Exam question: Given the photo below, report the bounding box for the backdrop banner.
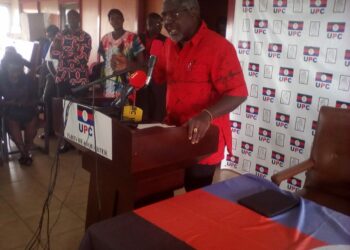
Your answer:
[223,0,350,191]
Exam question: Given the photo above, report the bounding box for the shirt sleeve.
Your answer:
[131,34,145,57]
[211,41,248,97]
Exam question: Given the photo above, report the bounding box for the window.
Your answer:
[0,5,10,39]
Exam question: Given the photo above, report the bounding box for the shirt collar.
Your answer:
[189,21,207,47]
[170,21,207,48]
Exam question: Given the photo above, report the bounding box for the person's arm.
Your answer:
[98,41,106,61]
[130,34,146,69]
[185,42,248,144]
[186,95,246,144]
[50,32,63,60]
[110,35,146,72]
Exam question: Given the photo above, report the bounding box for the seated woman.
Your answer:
[0,52,38,165]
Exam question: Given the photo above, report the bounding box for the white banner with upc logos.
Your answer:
[223,0,350,191]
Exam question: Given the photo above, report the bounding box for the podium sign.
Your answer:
[63,99,113,160]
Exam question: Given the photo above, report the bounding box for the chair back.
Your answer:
[305,106,350,200]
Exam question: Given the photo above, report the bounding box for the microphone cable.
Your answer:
[25,100,75,250]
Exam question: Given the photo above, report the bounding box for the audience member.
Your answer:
[0,52,38,166]
[139,13,167,122]
[51,10,91,97]
[98,9,145,98]
[38,25,59,139]
[50,10,91,153]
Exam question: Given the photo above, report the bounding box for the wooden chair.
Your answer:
[272,106,350,216]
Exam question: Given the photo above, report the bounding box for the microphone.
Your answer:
[71,67,136,94]
[111,70,147,107]
[129,70,147,89]
[145,55,157,86]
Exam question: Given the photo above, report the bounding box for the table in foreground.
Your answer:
[80,174,350,250]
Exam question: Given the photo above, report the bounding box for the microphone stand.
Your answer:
[71,67,137,95]
[116,73,129,120]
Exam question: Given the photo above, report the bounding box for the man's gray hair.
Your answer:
[164,0,200,10]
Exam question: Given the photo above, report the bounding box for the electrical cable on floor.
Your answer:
[25,101,74,250]
[25,85,105,249]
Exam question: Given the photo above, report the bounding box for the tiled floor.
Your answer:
[0,133,240,249]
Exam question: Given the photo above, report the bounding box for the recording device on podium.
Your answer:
[119,70,147,122]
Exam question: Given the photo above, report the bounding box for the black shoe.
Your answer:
[19,155,33,166]
[39,132,55,140]
[39,133,45,139]
[58,143,73,154]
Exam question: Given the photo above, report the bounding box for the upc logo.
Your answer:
[279,67,294,83]
[226,154,239,168]
[271,151,285,167]
[315,72,332,89]
[268,43,282,58]
[296,93,312,110]
[262,87,276,103]
[304,46,320,63]
[336,101,350,109]
[276,112,290,129]
[290,137,305,154]
[77,105,94,136]
[287,177,302,191]
[255,164,269,178]
[345,50,350,67]
[238,41,251,55]
[327,22,345,39]
[288,21,303,36]
[230,120,242,134]
[241,141,254,156]
[246,105,259,120]
[254,19,268,34]
[248,63,259,77]
[258,128,271,143]
[242,0,254,12]
[310,0,327,14]
[273,0,287,13]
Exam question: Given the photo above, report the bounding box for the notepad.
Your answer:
[238,189,300,217]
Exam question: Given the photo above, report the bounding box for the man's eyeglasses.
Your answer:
[161,9,188,22]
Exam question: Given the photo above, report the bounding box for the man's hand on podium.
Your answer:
[185,111,212,145]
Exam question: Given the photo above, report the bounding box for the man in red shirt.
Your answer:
[139,13,167,122]
[113,0,247,191]
[156,0,247,191]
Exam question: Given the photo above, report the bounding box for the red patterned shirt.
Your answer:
[153,22,248,165]
[51,29,91,86]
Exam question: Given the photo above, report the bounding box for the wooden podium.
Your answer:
[52,98,219,228]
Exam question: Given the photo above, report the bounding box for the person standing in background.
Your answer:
[38,25,59,139]
[139,13,167,122]
[98,9,145,98]
[50,10,91,153]
[51,10,91,98]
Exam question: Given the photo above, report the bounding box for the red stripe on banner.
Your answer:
[135,190,326,250]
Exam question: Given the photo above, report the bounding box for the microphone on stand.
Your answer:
[145,55,157,86]
[71,67,137,95]
[111,70,147,108]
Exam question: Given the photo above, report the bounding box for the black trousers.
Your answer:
[184,163,220,192]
